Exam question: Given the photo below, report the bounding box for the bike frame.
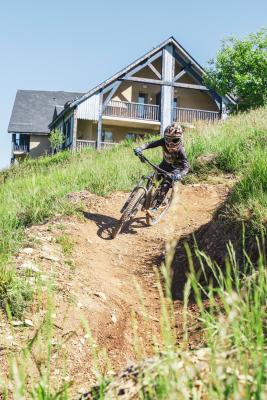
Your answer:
[120,154,174,214]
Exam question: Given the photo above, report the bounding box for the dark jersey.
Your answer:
[140,138,189,177]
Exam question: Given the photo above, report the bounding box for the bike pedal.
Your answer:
[146,210,154,217]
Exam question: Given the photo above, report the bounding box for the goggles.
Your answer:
[165,136,181,144]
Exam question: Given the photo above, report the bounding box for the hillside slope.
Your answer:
[0,183,230,396]
[0,107,266,399]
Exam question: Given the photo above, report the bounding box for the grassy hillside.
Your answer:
[185,107,267,223]
[0,107,266,317]
[0,107,266,398]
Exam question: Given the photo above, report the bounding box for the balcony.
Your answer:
[103,101,219,125]
[13,144,29,155]
[76,140,118,150]
[103,100,160,122]
[173,107,219,124]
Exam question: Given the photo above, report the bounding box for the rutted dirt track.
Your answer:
[1,182,231,394]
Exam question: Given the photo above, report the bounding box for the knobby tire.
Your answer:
[112,188,145,238]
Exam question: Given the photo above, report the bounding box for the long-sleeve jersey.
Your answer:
[139,138,189,177]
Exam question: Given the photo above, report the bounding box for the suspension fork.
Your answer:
[120,176,148,213]
[143,177,155,210]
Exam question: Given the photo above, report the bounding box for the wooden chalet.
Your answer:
[8,36,235,161]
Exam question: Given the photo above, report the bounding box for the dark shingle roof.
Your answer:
[8,90,84,134]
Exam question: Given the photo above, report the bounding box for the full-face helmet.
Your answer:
[164,123,183,152]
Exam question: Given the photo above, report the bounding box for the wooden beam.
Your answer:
[161,45,175,135]
[72,109,78,150]
[173,82,209,91]
[121,76,209,91]
[173,50,204,83]
[97,90,103,150]
[121,76,164,85]
[173,68,187,82]
[123,51,162,79]
[209,89,222,106]
[102,81,121,110]
[173,49,222,106]
[148,62,161,79]
[102,80,119,95]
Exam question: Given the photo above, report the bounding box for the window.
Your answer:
[63,116,73,148]
[138,93,147,104]
[138,93,147,118]
[12,133,30,150]
[173,97,180,108]
[125,133,144,141]
[102,130,113,143]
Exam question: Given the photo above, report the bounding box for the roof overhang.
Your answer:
[50,36,236,127]
[8,130,49,135]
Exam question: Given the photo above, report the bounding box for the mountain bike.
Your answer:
[112,154,176,238]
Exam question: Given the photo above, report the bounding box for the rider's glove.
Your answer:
[134,147,142,156]
[173,173,181,182]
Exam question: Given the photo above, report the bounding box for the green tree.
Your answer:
[49,129,64,155]
[204,29,267,111]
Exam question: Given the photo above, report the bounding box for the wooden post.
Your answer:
[219,98,223,119]
[97,90,103,150]
[72,108,78,150]
[160,44,175,135]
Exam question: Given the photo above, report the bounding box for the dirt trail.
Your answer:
[0,182,230,394]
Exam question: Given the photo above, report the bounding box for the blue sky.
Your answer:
[0,0,266,170]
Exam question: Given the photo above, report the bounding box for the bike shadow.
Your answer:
[82,211,147,240]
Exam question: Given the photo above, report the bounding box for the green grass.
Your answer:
[230,147,267,222]
[0,107,266,317]
[81,236,266,400]
[0,142,160,316]
[185,107,267,222]
[4,235,266,399]
[55,234,74,257]
[185,107,267,175]
[149,236,267,399]
[0,266,33,318]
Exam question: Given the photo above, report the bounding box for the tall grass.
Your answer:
[231,147,267,222]
[128,234,267,400]
[0,143,160,315]
[185,107,267,223]
[185,107,267,175]
[0,107,266,316]
[3,234,266,399]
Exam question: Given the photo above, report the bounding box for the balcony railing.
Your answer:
[173,107,219,123]
[76,140,96,150]
[99,141,118,149]
[13,144,29,154]
[103,100,160,121]
[76,140,118,150]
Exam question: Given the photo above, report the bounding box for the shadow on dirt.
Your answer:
[148,192,266,302]
[171,210,265,300]
[82,211,147,240]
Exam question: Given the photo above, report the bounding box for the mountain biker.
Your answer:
[134,123,189,208]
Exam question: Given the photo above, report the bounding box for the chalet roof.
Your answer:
[70,36,236,109]
[8,90,84,134]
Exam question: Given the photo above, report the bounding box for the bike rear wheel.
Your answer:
[112,187,146,238]
[146,185,174,226]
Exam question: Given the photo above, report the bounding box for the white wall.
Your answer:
[77,93,100,120]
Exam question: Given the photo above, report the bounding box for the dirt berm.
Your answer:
[1,182,234,395]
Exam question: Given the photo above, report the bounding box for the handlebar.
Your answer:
[137,153,173,178]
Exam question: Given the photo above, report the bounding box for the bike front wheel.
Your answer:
[112,187,146,238]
